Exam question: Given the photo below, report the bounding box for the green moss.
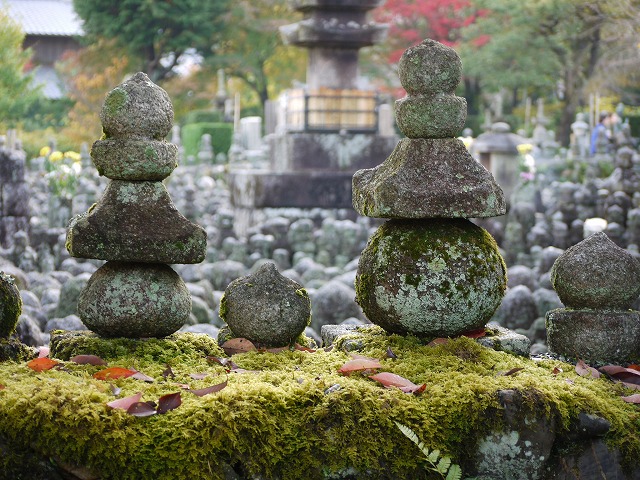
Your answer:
[103,88,128,118]
[0,272,22,338]
[218,293,228,321]
[144,146,158,161]
[1,332,639,479]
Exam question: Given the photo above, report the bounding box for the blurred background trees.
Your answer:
[3,0,640,152]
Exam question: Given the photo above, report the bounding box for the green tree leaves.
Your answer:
[73,0,231,82]
[0,7,42,128]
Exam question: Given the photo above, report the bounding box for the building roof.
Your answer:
[5,0,83,36]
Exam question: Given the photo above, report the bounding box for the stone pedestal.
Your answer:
[546,232,640,363]
[546,309,640,364]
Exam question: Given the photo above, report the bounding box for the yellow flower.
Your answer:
[49,151,64,162]
[39,146,51,157]
[64,151,81,162]
[516,143,533,155]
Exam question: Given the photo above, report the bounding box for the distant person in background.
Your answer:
[590,112,612,155]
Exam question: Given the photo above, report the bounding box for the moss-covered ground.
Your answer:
[0,329,638,480]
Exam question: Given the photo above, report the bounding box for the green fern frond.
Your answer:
[394,421,462,480]
[445,464,462,480]
[394,421,431,458]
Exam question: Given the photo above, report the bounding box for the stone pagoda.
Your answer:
[228,0,396,234]
[353,40,507,337]
[66,73,207,338]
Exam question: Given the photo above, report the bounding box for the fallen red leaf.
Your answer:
[500,367,524,376]
[222,338,257,356]
[27,357,60,372]
[369,372,426,394]
[627,364,640,372]
[127,401,157,417]
[622,382,640,390]
[0,384,5,390]
[337,358,383,375]
[599,365,640,386]
[37,346,50,358]
[70,355,107,366]
[93,367,136,380]
[107,392,142,410]
[427,338,449,347]
[621,393,640,403]
[294,344,316,353]
[575,360,601,378]
[157,392,182,414]
[461,328,487,339]
[552,366,563,375]
[190,380,228,397]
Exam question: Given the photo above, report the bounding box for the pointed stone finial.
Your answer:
[100,72,173,140]
[220,262,311,347]
[551,232,640,310]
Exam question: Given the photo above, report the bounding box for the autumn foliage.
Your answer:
[373,0,484,63]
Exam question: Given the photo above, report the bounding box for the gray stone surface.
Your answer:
[491,285,538,331]
[309,280,364,332]
[78,262,191,338]
[66,180,206,264]
[45,314,86,333]
[470,389,555,480]
[477,323,531,357]
[551,232,640,309]
[91,138,178,181]
[353,138,506,219]
[100,72,173,140]
[506,265,538,291]
[395,93,466,139]
[220,262,311,347]
[54,272,91,319]
[15,314,44,346]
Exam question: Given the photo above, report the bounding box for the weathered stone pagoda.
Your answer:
[353,40,507,337]
[228,0,396,234]
[66,73,207,338]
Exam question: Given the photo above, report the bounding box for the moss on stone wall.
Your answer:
[0,331,639,479]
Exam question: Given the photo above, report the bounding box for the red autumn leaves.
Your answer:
[575,360,640,404]
[337,353,427,394]
[23,349,230,417]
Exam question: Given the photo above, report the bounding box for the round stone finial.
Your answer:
[0,271,22,338]
[100,72,174,140]
[397,39,462,95]
[220,262,311,347]
[551,232,640,310]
